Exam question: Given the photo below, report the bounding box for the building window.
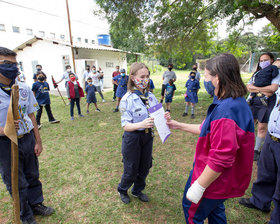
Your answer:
[0,24,5,31]
[106,62,114,68]
[39,31,45,37]
[77,37,81,43]
[50,33,55,39]
[12,26,20,33]
[60,34,65,40]
[26,28,33,35]
[85,39,88,43]
[91,40,95,44]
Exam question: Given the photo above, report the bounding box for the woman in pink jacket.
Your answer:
[165,53,255,224]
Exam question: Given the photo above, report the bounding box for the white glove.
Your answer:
[186,180,206,204]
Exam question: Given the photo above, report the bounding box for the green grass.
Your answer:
[0,70,271,223]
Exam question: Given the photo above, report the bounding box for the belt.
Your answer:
[270,135,280,143]
[120,85,127,87]
[257,93,265,97]
[135,128,151,133]
[188,90,196,92]
[0,133,29,140]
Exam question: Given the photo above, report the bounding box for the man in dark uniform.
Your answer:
[0,47,54,224]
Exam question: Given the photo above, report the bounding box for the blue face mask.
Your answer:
[121,73,125,77]
[0,63,19,80]
[88,81,92,85]
[92,70,96,73]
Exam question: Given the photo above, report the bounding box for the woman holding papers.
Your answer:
[117,62,158,204]
[165,53,255,224]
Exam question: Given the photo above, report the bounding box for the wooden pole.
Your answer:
[65,0,76,73]
[11,85,20,224]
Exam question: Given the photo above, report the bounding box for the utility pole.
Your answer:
[65,0,76,73]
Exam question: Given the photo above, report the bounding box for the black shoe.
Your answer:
[182,112,188,117]
[166,109,170,112]
[119,193,130,204]
[191,114,195,119]
[253,151,260,161]
[132,192,149,202]
[239,198,270,213]
[113,108,119,113]
[31,203,54,216]
[22,217,37,224]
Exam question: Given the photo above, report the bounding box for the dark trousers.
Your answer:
[118,131,153,195]
[182,169,227,224]
[0,131,44,221]
[250,133,280,224]
[113,84,118,99]
[36,104,55,125]
[70,98,81,117]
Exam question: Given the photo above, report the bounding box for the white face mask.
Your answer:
[67,69,71,72]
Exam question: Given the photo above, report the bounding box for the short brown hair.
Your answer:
[205,53,247,99]
[127,62,150,92]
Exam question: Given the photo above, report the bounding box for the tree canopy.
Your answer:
[95,0,280,66]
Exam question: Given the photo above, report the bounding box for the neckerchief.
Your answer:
[0,79,15,96]
[134,88,154,137]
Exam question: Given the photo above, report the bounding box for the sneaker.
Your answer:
[79,114,85,117]
[260,96,268,106]
[22,217,37,224]
[95,108,101,112]
[31,203,55,216]
[166,109,170,112]
[112,99,116,102]
[253,151,260,161]
[239,198,270,213]
[113,108,119,113]
[182,112,188,117]
[132,192,149,202]
[37,124,42,129]
[49,120,60,124]
[70,116,74,120]
[102,99,105,102]
[191,114,195,119]
[119,193,130,204]
[86,110,89,114]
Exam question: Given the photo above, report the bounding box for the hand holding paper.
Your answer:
[148,103,171,143]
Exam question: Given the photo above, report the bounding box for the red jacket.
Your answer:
[68,81,84,99]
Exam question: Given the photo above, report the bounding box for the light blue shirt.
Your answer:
[268,87,280,138]
[0,81,39,136]
[120,91,159,130]
[61,72,78,82]
[83,70,91,81]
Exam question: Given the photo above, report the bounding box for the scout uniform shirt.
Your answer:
[120,91,158,131]
[0,81,39,136]
[268,87,280,139]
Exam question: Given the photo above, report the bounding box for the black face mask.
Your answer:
[37,68,42,72]
[38,76,45,81]
[168,67,172,71]
[191,76,196,79]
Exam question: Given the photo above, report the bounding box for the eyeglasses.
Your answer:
[0,60,18,65]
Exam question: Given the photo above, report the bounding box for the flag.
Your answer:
[4,91,18,145]
[52,75,58,89]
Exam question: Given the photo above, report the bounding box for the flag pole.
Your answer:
[65,0,76,73]
[51,75,66,106]
[11,85,20,224]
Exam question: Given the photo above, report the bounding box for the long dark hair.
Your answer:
[255,52,275,73]
[205,53,247,99]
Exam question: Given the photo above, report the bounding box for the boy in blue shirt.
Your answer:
[85,77,100,113]
[164,79,176,112]
[32,72,59,128]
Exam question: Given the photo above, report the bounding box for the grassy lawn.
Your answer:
[0,69,271,223]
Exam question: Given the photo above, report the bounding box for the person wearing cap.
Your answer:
[112,68,129,112]
[239,85,280,223]
[0,47,54,224]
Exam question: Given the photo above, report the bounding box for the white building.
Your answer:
[0,0,133,89]
[14,37,128,90]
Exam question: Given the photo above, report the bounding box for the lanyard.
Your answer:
[134,89,154,137]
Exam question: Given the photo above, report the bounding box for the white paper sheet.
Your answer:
[148,103,171,143]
